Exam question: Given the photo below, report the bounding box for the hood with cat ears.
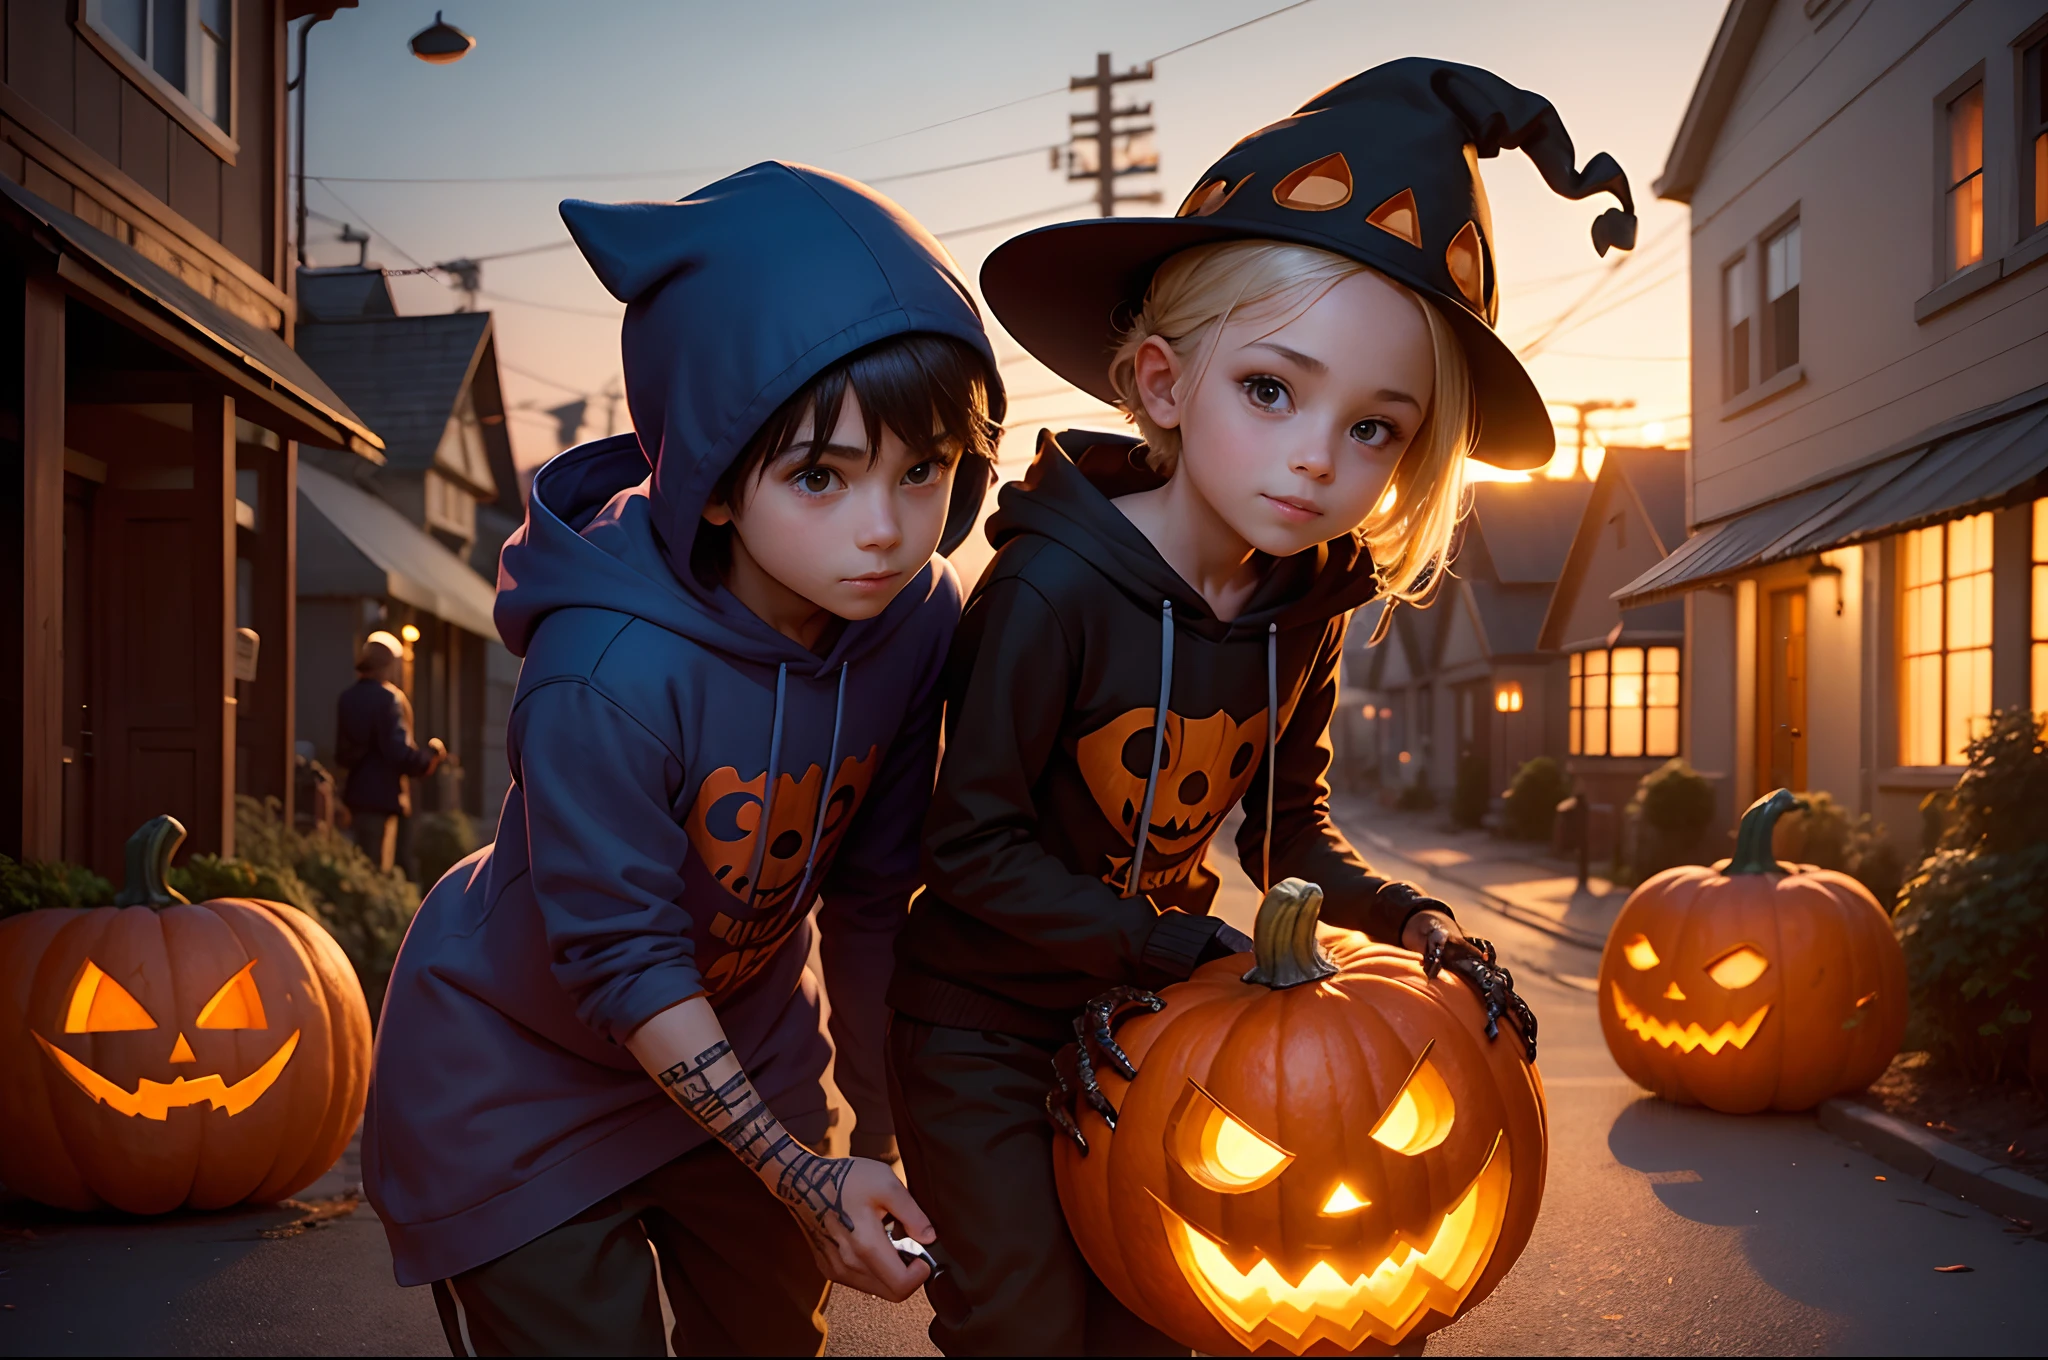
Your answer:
[560,162,1005,566]
[982,58,1635,471]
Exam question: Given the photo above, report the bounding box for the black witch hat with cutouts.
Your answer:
[982,58,1636,470]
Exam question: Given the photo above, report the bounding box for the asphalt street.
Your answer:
[3,810,2044,1356]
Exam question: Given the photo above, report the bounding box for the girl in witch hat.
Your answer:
[887,59,1634,1353]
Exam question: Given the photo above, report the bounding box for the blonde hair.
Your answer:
[1105,240,1476,605]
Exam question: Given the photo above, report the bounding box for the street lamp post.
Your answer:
[291,8,475,269]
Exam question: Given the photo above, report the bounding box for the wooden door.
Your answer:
[1765,587,1808,792]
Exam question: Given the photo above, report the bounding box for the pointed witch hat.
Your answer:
[982,58,1635,471]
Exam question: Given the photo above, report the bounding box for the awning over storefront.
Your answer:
[0,175,383,458]
[1617,383,2048,607]
[298,463,500,639]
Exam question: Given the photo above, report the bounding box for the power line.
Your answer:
[478,289,621,318]
[867,144,1058,185]
[834,0,1324,153]
[307,142,1059,191]
[498,361,596,396]
[306,186,427,270]
[1512,217,1686,360]
[934,198,1096,240]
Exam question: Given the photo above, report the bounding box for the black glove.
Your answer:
[1044,985,1163,1156]
[1412,914,1539,1062]
[1196,921,1254,965]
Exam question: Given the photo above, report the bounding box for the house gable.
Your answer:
[1438,584,1490,671]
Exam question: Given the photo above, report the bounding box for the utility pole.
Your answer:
[1549,398,1635,477]
[1068,53,1162,218]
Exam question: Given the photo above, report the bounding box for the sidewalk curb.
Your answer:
[1354,828,1609,951]
[1817,1097,2048,1225]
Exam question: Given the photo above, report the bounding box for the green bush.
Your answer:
[1450,751,1489,829]
[0,856,113,918]
[411,809,480,891]
[1777,790,1907,908]
[1895,709,2048,1085]
[1627,758,1717,881]
[1503,757,1571,842]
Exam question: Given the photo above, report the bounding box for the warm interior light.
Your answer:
[1705,945,1770,990]
[1663,981,1687,1001]
[400,624,422,644]
[1493,682,1523,713]
[64,961,157,1033]
[1158,1132,1511,1349]
[195,961,268,1030]
[1170,1081,1295,1191]
[1621,935,1660,971]
[1370,1049,1455,1156]
[1321,1182,1371,1215]
[1612,982,1769,1054]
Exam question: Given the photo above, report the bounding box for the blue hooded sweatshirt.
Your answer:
[362,163,1003,1287]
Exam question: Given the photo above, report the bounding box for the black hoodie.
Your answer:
[891,432,1445,1039]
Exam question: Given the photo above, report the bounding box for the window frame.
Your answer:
[2021,24,2048,242]
[1761,215,1801,381]
[77,0,240,165]
[1721,248,1753,401]
[1898,512,1994,768]
[1569,645,1682,761]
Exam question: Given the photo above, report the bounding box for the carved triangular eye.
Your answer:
[1622,935,1660,970]
[1169,1080,1294,1192]
[1365,188,1422,246]
[64,960,158,1033]
[196,961,268,1030]
[1705,945,1769,991]
[1445,221,1485,307]
[1369,1041,1455,1156]
[1273,153,1353,211]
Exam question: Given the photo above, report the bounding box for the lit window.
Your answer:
[1723,257,1751,398]
[1762,221,1799,379]
[2032,502,2048,715]
[1946,82,1984,273]
[2025,40,2047,236]
[87,0,233,133]
[1570,647,1680,759]
[1901,513,1993,766]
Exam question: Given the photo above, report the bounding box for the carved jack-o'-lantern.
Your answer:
[0,817,372,1214]
[1076,708,1267,885]
[1596,789,1907,1114]
[1057,881,1547,1354]
[684,748,878,914]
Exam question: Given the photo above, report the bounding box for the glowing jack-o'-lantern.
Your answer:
[1596,789,1906,1114]
[1056,880,1547,1354]
[0,817,371,1214]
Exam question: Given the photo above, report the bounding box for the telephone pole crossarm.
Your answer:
[1067,52,1160,218]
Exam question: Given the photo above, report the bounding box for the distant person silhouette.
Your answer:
[335,630,443,872]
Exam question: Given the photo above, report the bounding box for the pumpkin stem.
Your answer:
[113,815,191,907]
[1242,878,1338,989]
[1726,789,1807,876]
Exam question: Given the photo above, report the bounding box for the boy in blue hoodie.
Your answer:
[362,163,1003,1356]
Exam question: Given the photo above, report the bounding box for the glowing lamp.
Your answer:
[409,11,475,64]
[400,624,422,644]
[1362,704,1378,720]
[1595,790,1906,1113]
[1493,683,1523,713]
[1055,881,1546,1354]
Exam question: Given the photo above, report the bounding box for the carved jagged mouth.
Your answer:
[34,1031,300,1120]
[1147,809,1223,848]
[1611,983,1769,1054]
[1155,1133,1511,1352]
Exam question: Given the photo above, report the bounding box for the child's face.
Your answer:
[706,392,960,622]
[1135,268,1437,558]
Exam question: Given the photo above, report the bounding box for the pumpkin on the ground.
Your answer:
[1597,788,1906,1114]
[1056,880,1547,1355]
[0,816,371,1213]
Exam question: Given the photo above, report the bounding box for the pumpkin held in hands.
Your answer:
[1597,789,1906,1114]
[0,817,372,1213]
[1055,880,1548,1355]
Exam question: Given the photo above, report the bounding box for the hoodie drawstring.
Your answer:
[788,663,849,914]
[1125,600,1174,898]
[744,663,790,908]
[1263,623,1278,892]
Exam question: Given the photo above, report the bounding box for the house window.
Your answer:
[1723,256,1752,398]
[1900,513,1992,766]
[2025,38,2047,236]
[2032,501,2048,714]
[1762,220,1799,378]
[1945,81,1984,272]
[87,0,233,132]
[1569,647,1680,758]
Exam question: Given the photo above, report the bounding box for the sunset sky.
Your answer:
[303,0,1724,494]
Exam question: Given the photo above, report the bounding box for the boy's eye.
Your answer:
[1243,377,1291,412]
[904,461,935,486]
[796,468,837,494]
[1352,419,1397,447]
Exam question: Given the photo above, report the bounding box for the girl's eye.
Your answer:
[1243,377,1291,412]
[796,468,837,495]
[1352,419,1397,448]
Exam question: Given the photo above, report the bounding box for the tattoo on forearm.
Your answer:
[656,1041,853,1240]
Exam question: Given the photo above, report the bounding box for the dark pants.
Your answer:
[350,810,400,872]
[428,1139,827,1356]
[887,1018,1184,1357]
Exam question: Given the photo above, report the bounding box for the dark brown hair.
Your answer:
[693,333,998,584]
